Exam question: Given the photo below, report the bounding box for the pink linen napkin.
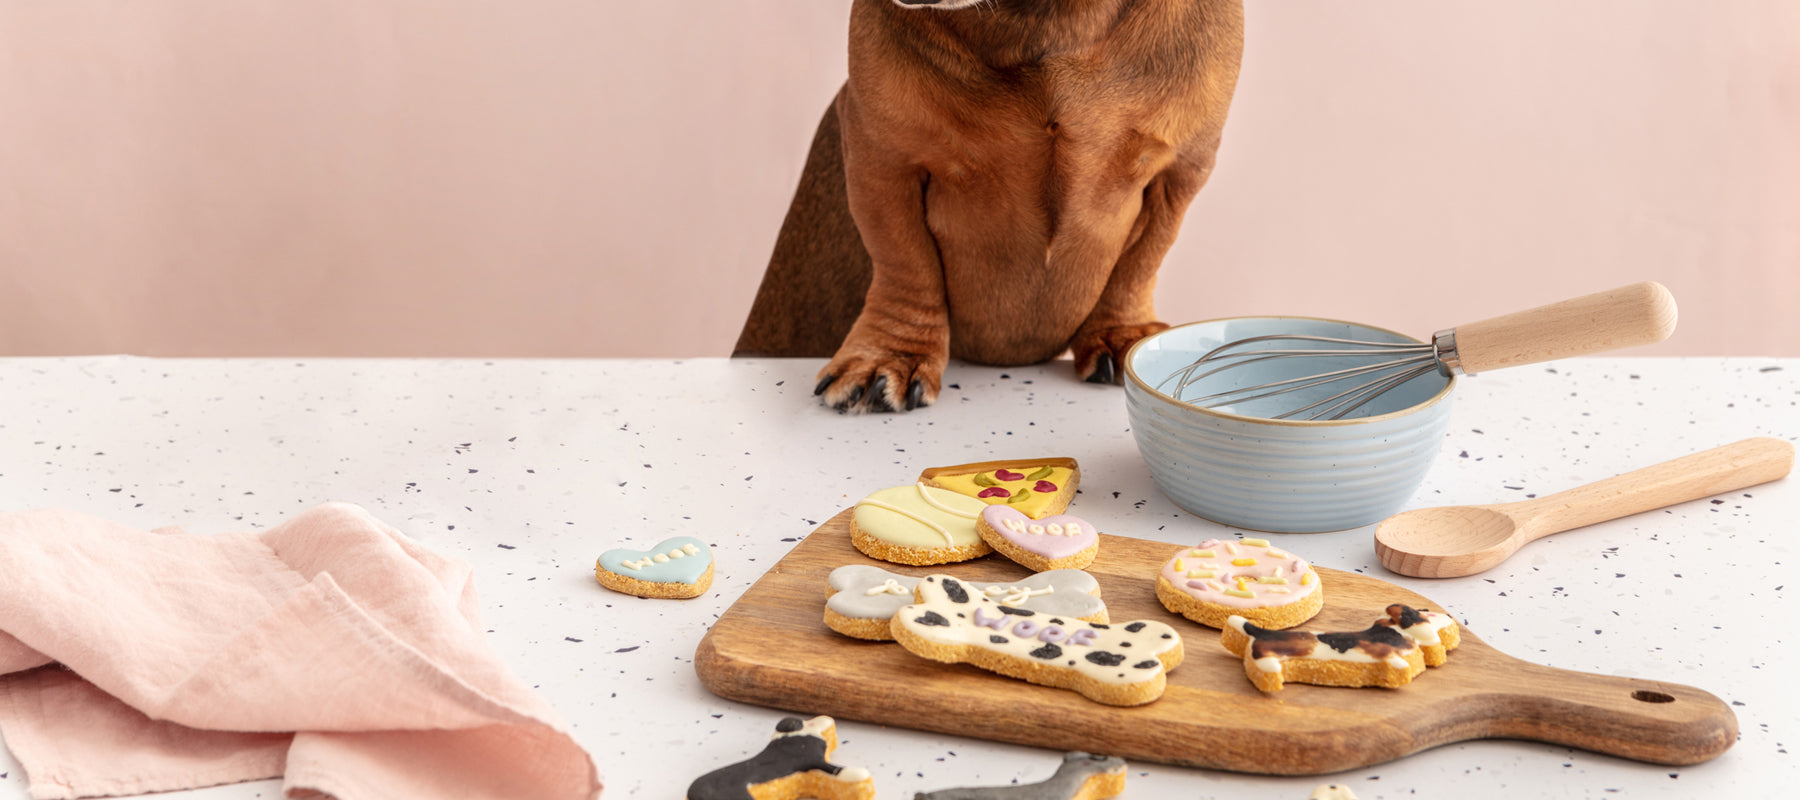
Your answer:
[0,502,602,800]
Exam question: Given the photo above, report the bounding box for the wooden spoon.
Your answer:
[1375,437,1794,578]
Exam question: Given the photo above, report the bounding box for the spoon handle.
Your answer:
[1515,437,1793,540]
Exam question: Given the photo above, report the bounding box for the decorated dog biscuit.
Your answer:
[919,458,1080,520]
[1220,605,1458,692]
[595,536,713,599]
[1374,603,1461,666]
[975,505,1099,572]
[824,565,1107,640]
[1155,538,1322,630]
[915,752,1127,800]
[891,575,1183,707]
[851,483,993,565]
[686,715,874,800]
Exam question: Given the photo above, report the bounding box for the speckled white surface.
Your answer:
[0,356,1794,799]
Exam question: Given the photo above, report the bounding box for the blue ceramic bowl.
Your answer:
[1123,317,1456,533]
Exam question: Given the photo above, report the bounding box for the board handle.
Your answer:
[1470,655,1737,765]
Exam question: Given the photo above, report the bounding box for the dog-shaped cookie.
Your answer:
[686,715,875,800]
[735,0,1244,412]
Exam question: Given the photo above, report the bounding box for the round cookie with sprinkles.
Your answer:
[1154,537,1322,630]
[595,536,714,599]
[850,483,991,566]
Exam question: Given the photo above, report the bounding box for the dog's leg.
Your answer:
[812,96,953,413]
[1068,156,1213,384]
[733,87,873,359]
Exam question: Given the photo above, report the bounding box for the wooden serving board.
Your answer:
[694,509,1736,775]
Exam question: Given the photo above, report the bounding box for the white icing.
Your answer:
[895,575,1178,688]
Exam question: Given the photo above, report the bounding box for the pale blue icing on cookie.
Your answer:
[597,536,712,584]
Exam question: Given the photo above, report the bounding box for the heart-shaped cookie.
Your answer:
[595,536,714,598]
[976,505,1100,572]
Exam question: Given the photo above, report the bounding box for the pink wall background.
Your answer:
[2,1,1795,358]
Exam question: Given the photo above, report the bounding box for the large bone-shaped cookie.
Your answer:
[891,575,1182,707]
[823,565,1105,641]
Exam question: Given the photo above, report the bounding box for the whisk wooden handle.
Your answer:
[1452,281,1677,374]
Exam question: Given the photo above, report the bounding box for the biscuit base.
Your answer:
[1155,574,1321,630]
[1220,626,1426,692]
[595,560,713,599]
[849,523,990,566]
[742,770,876,800]
[974,516,1098,572]
[1415,621,1462,667]
[1072,771,1127,800]
[822,607,898,641]
[889,615,1183,707]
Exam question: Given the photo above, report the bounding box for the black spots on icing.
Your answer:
[1133,660,1159,670]
[776,717,805,733]
[999,606,1036,617]
[916,611,951,627]
[1124,622,1147,633]
[1049,618,1065,626]
[1086,651,1127,667]
[942,579,969,604]
[1089,622,1110,629]
[1030,643,1063,660]
[1161,633,1172,639]
[989,635,1009,644]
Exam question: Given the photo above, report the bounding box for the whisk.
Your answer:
[1160,282,1678,420]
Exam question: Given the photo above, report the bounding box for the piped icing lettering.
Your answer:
[1161,538,1318,610]
[596,536,712,585]
[852,484,985,549]
[892,575,1180,703]
[826,565,1105,624]
[980,505,1099,562]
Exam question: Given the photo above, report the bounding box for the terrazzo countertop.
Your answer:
[0,356,1794,799]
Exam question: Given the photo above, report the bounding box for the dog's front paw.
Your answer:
[1070,321,1170,385]
[814,340,945,413]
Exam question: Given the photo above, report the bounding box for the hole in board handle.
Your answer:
[1631,690,1676,704]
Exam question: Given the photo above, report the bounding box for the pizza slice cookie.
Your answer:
[824,565,1107,640]
[595,536,713,599]
[1155,538,1322,630]
[850,483,992,565]
[891,575,1182,707]
[919,457,1080,520]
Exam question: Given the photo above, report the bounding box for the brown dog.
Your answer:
[734,0,1243,412]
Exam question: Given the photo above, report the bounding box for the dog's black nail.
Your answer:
[905,379,925,411]
[845,384,865,409]
[869,376,894,412]
[1086,352,1117,384]
[814,374,837,396]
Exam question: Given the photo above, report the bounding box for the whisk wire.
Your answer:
[1159,334,1444,421]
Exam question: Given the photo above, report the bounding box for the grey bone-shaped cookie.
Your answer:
[914,752,1126,800]
[827,565,1105,623]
